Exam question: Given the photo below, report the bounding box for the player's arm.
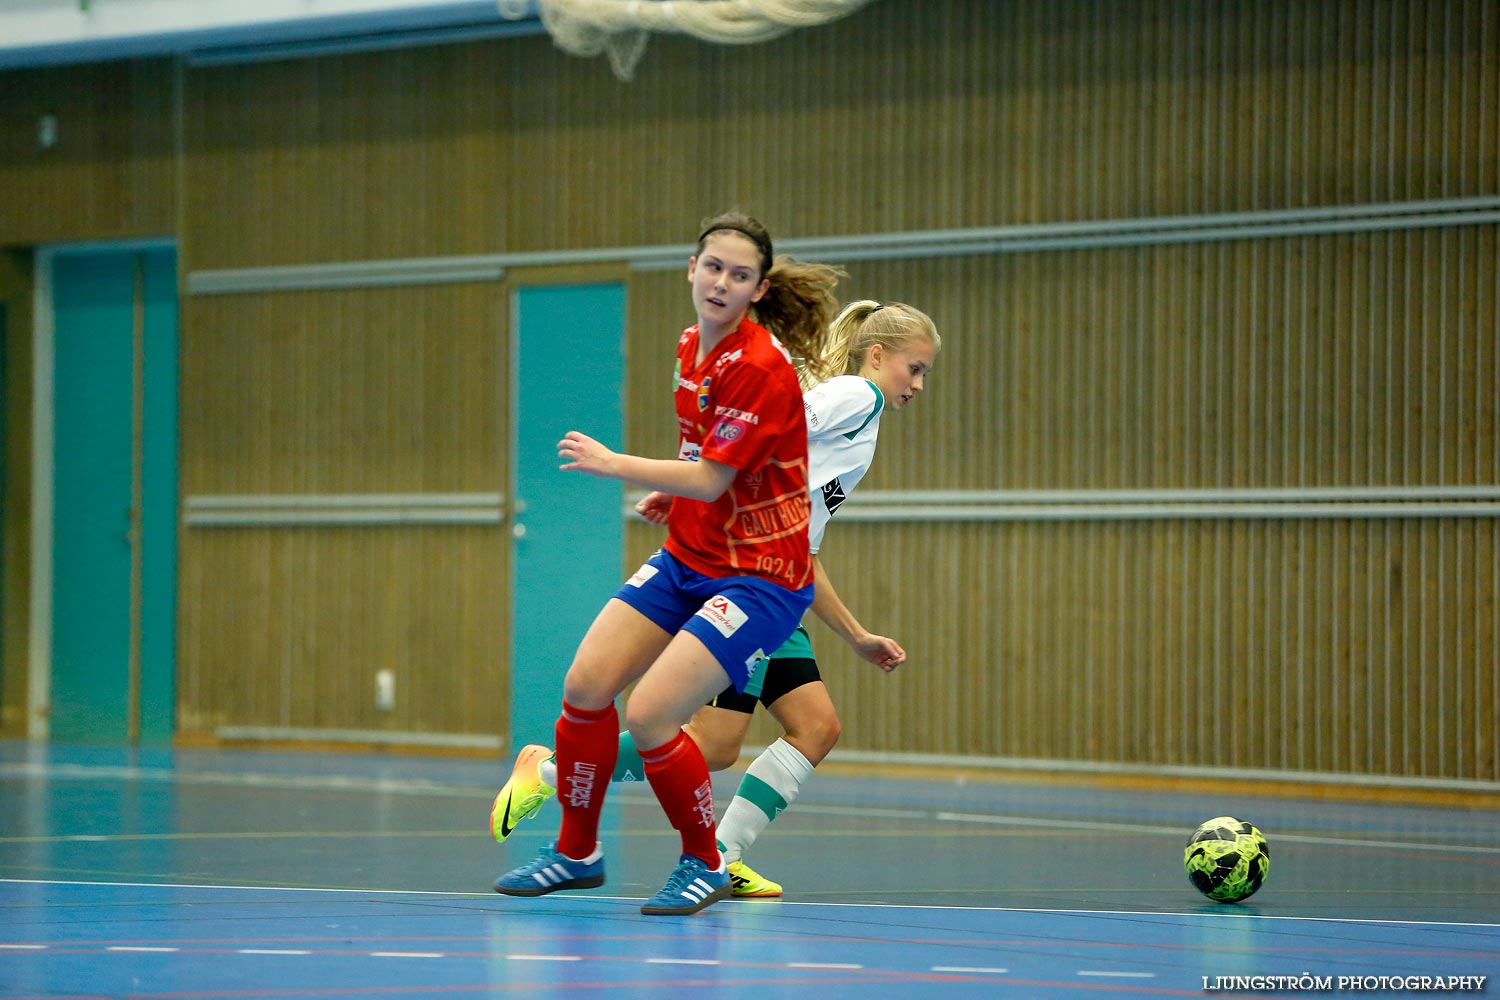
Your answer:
[809,553,906,672]
[558,431,736,502]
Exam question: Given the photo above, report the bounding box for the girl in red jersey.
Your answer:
[493,213,841,915]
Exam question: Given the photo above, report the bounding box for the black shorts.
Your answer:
[706,656,823,714]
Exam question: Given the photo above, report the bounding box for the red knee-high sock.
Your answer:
[641,730,721,868]
[554,700,619,860]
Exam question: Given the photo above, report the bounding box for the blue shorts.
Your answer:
[614,549,814,693]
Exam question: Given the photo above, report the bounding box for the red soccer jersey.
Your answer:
[663,316,812,590]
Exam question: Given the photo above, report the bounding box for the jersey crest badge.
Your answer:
[697,376,712,411]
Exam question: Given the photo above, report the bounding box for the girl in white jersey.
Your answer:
[493,300,941,898]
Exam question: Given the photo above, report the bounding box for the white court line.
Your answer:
[789,962,863,969]
[371,951,443,958]
[2,878,1496,930]
[238,949,310,955]
[1078,970,1156,978]
[0,944,48,950]
[107,946,179,952]
[933,966,1008,974]
[505,954,582,962]
[646,958,722,965]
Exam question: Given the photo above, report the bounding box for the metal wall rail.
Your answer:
[816,747,1500,795]
[185,197,1500,294]
[183,492,505,527]
[623,487,1500,522]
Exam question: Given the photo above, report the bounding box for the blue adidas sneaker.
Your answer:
[640,853,731,915]
[493,842,604,897]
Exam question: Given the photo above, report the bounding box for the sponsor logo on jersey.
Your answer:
[696,595,748,637]
[627,562,660,587]
[697,376,712,411]
[734,490,811,542]
[804,398,821,428]
[677,439,701,462]
[713,418,747,442]
[714,405,760,425]
[822,477,847,517]
[673,358,684,392]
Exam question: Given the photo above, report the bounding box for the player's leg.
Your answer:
[716,647,833,897]
[510,675,756,835]
[717,677,833,864]
[492,598,669,895]
[630,573,811,915]
[492,550,691,846]
[684,702,757,771]
[626,630,742,914]
[764,677,841,766]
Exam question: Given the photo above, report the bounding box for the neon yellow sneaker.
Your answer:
[489,744,556,843]
[727,859,783,898]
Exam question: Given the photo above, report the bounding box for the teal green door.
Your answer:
[509,283,625,752]
[50,247,178,745]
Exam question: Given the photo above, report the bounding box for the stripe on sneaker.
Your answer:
[680,878,714,902]
[534,864,572,887]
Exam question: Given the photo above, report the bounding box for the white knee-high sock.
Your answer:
[716,738,814,865]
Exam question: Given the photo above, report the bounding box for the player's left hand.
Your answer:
[558,430,618,478]
[853,634,906,673]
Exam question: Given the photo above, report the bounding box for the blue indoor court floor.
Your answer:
[1,741,1496,998]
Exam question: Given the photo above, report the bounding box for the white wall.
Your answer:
[0,0,538,68]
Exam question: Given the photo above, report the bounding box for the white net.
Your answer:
[498,0,877,80]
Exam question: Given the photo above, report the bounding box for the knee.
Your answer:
[621,706,671,755]
[561,671,611,712]
[785,712,840,766]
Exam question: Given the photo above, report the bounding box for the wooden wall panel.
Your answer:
[181,45,513,267]
[178,526,505,736]
[0,60,176,246]
[758,518,1499,783]
[174,1,1499,269]
[174,280,506,738]
[785,228,1498,496]
[179,283,504,494]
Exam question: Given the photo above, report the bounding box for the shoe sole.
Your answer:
[640,881,732,916]
[493,873,604,897]
[731,887,782,898]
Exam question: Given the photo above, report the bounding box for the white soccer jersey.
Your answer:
[803,374,885,553]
